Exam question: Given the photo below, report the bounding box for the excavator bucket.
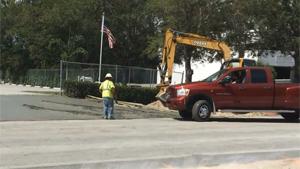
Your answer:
[155,84,169,103]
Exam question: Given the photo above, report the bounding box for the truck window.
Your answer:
[251,69,267,83]
[229,70,246,84]
[243,59,256,67]
[202,69,228,82]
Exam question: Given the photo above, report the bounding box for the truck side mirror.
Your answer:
[219,76,231,85]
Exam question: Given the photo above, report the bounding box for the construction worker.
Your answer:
[99,73,115,119]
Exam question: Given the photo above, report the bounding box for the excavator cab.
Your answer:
[221,58,256,70]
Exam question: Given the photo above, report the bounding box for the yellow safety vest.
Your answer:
[99,80,115,98]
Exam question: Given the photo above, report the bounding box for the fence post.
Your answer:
[44,69,46,87]
[152,70,155,87]
[60,60,63,96]
[66,62,68,80]
[149,69,152,87]
[128,68,131,84]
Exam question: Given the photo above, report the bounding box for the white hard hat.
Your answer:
[105,73,112,78]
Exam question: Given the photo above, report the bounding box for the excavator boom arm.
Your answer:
[159,29,232,85]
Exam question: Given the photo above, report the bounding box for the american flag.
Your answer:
[102,25,116,48]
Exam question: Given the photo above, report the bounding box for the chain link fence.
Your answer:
[2,60,184,89]
[13,60,161,88]
[59,60,159,87]
[25,69,60,87]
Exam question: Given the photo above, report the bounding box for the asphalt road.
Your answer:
[0,84,178,121]
[0,95,102,121]
[1,119,299,169]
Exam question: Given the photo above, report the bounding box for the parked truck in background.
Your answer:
[160,67,300,121]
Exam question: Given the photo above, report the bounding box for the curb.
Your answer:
[2,83,60,91]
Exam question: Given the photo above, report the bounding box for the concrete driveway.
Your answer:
[0,84,178,121]
[0,83,60,95]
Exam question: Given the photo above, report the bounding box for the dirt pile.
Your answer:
[213,112,278,118]
[162,158,300,169]
[145,100,170,111]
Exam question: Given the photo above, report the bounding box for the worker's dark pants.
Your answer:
[103,97,114,118]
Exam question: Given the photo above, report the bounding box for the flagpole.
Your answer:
[98,12,105,82]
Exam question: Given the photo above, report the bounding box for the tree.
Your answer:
[253,0,300,82]
[102,0,158,67]
[147,0,230,82]
[222,0,259,57]
[1,0,160,83]
[221,0,299,81]
[1,0,298,83]
[0,0,32,82]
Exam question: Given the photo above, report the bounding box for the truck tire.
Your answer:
[192,100,212,121]
[179,110,192,119]
[280,112,299,122]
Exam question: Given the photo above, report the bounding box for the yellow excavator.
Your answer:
[157,28,255,99]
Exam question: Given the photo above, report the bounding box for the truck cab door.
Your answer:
[235,69,273,109]
[219,69,248,109]
[214,76,236,109]
[213,85,236,109]
[216,68,273,109]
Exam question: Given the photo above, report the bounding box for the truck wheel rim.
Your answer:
[198,105,209,118]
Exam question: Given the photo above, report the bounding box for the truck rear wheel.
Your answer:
[280,111,299,122]
[192,100,212,121]
[179,110,192,119]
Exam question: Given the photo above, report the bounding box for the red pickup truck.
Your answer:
[162,67,300,121]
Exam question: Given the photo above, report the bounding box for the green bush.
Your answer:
[63,81,159,104]
[63,81,100,98]
[116,84,159,104]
